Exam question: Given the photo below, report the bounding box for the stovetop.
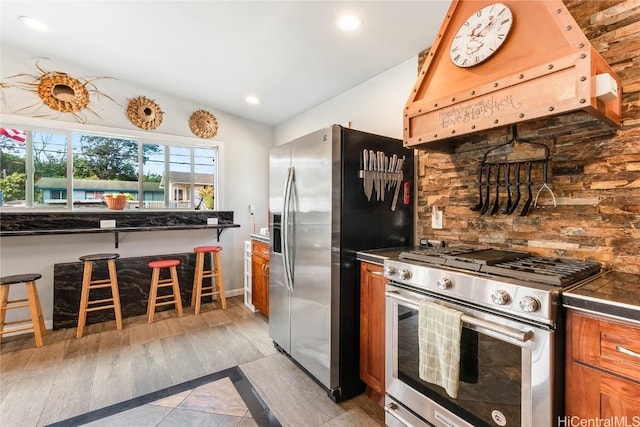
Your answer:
[384,246,603,325]
[398,247,601,287]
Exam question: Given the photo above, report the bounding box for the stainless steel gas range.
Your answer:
[383,246,602,427]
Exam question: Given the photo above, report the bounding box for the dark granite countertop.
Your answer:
[563,270,640,324]
[0,210,238,237]
[356,247,415,266]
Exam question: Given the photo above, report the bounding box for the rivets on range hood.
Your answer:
[404,0,621,150]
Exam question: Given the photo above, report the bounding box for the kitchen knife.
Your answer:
[391,156,404,211]
[363,150,372,201]
[370,150,378,201]
[377,151,384,201]
[388,154,398,190]
[381,153,388,201]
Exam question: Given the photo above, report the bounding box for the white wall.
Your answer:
[0,46,272,325]
[0,45,418,329]
[274,57,418,145]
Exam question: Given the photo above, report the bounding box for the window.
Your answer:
[0,126,218,211]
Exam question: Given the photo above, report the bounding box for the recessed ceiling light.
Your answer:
[245,96,260,105]
[336,14,362,32]
[19,16,49,32]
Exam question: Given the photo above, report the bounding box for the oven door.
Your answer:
[385,283,555,427]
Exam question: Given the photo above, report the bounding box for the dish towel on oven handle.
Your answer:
[418,300,464,399]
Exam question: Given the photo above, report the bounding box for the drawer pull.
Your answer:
[616,345,640,359]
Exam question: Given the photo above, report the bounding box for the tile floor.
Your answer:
[47,366,279,427]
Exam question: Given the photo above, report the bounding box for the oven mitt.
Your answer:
[418,301,463,398]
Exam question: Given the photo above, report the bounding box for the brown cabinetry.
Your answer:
[251,240,269,316]
[565,310,640,418]
[359,261,387,401]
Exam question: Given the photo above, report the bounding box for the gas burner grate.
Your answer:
[399,248,475,265]
[480,257,602,286]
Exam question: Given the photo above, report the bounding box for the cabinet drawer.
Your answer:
[252,240,269,258]
[571,312,640,382]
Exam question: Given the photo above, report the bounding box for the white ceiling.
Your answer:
[0,1,451,127]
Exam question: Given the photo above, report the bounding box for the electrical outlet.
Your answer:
[207,217,218,225]
[431,207,443,229]
[100,219,116,228]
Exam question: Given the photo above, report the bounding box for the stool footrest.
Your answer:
[200,291,221,298]
[0,324,36,335]
[154,300,180,308]
[201,272,220,279]
[3,301,31,309]
[86,304,116,313]
[1,318,33,327]
[156,279,176,286]
[87,297,115,305]
[88,282,115,289]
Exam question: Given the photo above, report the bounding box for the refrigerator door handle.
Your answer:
[282,166,295,292]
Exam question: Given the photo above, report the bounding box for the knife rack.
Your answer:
[360,149,406,210]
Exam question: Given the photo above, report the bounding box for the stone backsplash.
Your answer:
[416,0,640,273]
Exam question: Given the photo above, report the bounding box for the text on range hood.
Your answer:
[404,0,622,152]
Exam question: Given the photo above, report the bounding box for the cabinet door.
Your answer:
[566,310,640,418]
[566,362,640,418]
[251,241,269,316]
[359,261,386,396]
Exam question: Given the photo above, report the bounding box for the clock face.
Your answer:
[449,2,513,68]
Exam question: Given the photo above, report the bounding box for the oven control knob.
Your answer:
[491,290,511,305]
[437,278,453,290]
[399,269,412,280]
[384,266,397,276]
[519,296,541,313]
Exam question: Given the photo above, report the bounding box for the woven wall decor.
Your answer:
[189,109,218,139]
[37,71,90,113]
[126,96,164,130]
[3,61,114,123]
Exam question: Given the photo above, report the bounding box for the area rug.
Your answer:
[47,366,281,427]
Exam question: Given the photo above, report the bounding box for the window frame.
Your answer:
[0,114,224,211]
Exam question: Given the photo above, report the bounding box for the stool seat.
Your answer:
[192,246,226,314]
[0,273,42,285]
[148,259,181,269]
[79,253,120,262]
[147,259,183,323]
[0,273,46,348]
[76,253,122,338]
[194,246,223,253]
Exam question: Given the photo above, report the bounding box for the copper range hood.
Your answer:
[404,0,622,152]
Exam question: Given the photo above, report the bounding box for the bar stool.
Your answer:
[77,253,123,338]
[192,246,226,314]
[0,274,46,348]
[147,259,184,323]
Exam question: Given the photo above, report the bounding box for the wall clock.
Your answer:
[449,2,513,68]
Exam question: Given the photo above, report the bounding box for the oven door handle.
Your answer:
[384,403,414,427]
[386,290,534,343]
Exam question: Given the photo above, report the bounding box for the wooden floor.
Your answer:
[0,297,384,426]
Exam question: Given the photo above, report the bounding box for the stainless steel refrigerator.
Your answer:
[269,125,414,402]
